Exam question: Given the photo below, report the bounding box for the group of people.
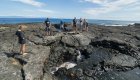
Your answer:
[73,17,88,33]
[45,17,88,36]
[15,17,89,55]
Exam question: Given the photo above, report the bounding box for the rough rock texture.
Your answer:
[61,33,92,47]
[0,53,23,80]
[23,46,50,80]
[0,23,140,80]
[106,54,137,67]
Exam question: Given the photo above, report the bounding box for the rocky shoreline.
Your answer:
[0,23,140,80]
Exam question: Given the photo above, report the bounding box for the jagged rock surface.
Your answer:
[0,23,140,80]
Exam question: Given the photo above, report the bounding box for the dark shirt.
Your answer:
[60,21,63,25]
[84,21,88,26]
[86,22,88,27]
[16,30,26,44]
[80,19,82,23]
[45,19,50,27]
[73,19,77,25]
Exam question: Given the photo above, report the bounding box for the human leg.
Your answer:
[20,44,23,54]
[22,44,26,53]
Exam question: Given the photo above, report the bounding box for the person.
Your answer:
[60,20,64,32]
[79,18,83,32]
[83,19,88,32]
[85,20,88,32]
[63,22,67,32]
[45,18,51,36]
[73,17,78,33]
[15,25,27,55]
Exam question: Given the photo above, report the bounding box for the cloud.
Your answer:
[11,0,45,7]
[24,9,55,14]
[38,9,54,14]
[81,0,107,4]
[20,9,56,17]
[82,0,140,15]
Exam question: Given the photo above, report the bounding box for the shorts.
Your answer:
[45,27,50,32]
[19,39,26,44]
[73,24,77,27]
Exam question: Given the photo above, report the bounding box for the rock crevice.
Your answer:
[0,24,140,80]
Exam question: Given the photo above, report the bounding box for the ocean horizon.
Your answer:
[0,18,140,26]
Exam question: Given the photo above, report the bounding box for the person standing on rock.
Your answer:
[15,25,27,55]
[64,22,67,32]
[45,18,51,36]
[73,17,78,33]
[83,19,88,32]
[79,18,83,32]
[60,20,64,32]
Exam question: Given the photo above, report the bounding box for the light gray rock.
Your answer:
[61,33,91,47]
[43,34,63,45]
[29,33,64,46]
[106,54,137,67]
[0,53,23,80]
[61,35,79,46]
[23,46,50,80]
[0,23,140,80]
[29,35,43,45]
[43,72,57,80]
[0,32,18,53]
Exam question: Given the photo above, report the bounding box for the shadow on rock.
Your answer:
[4,52,27,65]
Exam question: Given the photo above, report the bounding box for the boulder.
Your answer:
[29,35,43,45]
[61,33,91,47]
[43,33,63,46]
[106,54,137,67]
[0,53,23,80]
[23,46,50,80]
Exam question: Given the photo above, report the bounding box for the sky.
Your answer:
[0,0,140,21]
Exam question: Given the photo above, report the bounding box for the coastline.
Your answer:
[0,18,140,26]
[0,22,140,80]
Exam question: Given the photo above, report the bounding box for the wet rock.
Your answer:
[97,68,140,80]
[84,69,94,77]
[87,48,112,65]
[68,68,83,77]
[91,37,138,58]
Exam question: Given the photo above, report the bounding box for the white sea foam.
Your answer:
[105,24,125,26]
[50,62,77,74]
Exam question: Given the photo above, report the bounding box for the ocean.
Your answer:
[0,18,139,26]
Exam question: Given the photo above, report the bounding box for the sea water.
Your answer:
[0,18,139,26]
